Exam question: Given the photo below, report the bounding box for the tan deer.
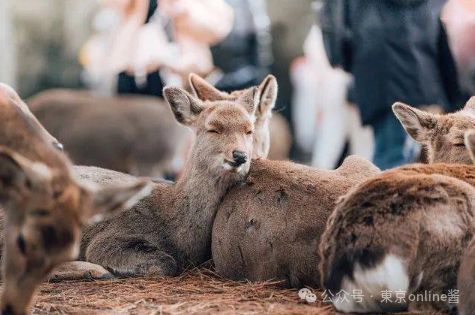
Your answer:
[318,98,475,313]
[0,84,151,315]
[28,90,190,177]
[189,74,290,160]
[319,134,475,313]
[392,96,475,165]
[71,85,261,277]
[175,75,381,287]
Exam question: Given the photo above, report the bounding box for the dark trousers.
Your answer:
[371,112,408,170]
[117,71,164,97]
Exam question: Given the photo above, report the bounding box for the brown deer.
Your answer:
[0,84,151,315]
[44,75,278,281]
[73,86,260,277]
[179,75,380,288]
[28,90,191,177]
[319,134,475,313]
[318,98,475,313]
[188,73,278,159]
[189,74,290,160]
[392,96,475,165]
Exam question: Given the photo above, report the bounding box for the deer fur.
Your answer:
[458,236,475,315]
[319,128,475,313]
[73,85,260,277]
[0,84,151,315]
[28,90,190,177]
[211,155,380,288]
[268,112,291,160]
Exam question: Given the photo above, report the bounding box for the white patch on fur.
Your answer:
[334,254,409,313]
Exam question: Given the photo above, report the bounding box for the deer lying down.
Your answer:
[320,163,475,313]
[71,86,264,278]
[43,76,277,281]
[212,155,380,287]
[0,84,151,315]
[28,90,190,177]
[178,76,381,288]
[319,101,475,314]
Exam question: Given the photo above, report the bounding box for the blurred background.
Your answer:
[1,0,475,177]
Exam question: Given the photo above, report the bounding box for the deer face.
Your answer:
[393,98,475,164]
[0,148,150,315]
[164,87,257,179]
[189,74,278,159]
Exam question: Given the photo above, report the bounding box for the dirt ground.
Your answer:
[31,268,444,315]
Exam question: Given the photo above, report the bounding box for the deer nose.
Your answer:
[232,150,247,166]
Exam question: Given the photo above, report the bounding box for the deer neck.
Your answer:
[164,151,241,265]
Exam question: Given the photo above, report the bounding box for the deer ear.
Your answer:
[237,87,260,115]
[256,75,278,120]
[86,180,152,224]
[189,74,227,101]
[164,87,207,126]
[392,102,437,143]
[464,96,475,112]
[465,131,475,163]
[0,147,51,203]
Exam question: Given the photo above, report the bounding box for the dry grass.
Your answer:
[32,268,332,315]
[31,268,445,315]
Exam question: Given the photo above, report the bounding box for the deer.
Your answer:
[170,77,380,288]
[40,74,279,282]
[27,90,191,178]
[188,74,291,160]
[318,98,475,313]
[0,84,151,315]
[67,84,263,278]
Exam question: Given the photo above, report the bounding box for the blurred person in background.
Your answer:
[80,0,233,96]
[443,0,475,96]
[291,25,373,169]
[210,0,272,92]
[317,0,463,169]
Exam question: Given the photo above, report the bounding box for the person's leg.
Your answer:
[117,72,138,95]
[372,112,407,170]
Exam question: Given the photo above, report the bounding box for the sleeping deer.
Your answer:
[0,84,151,315]
[37,75,279,282]
[70,85,263,277]
[319,98,475,313]
[168,77,381,288]
[189,74,291,160]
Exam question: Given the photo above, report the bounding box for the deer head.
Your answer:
[164,86,258,179]
[0,85,151,315]
[188,74,278,159]
[393,97,475,164]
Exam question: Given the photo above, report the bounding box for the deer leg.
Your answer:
[85,235,178,277]
[48,261,114,282]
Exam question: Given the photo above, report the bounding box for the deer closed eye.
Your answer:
[31,208,50,216]
[207,129,220,134]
